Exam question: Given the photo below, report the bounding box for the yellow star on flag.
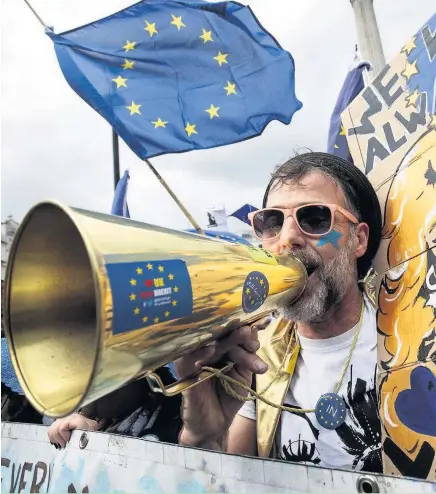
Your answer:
[339,125,346,136]
[165,311,170,318]
[127,101,141,115]
[172,300,177,306]
[112,75,127,88]
[134,307,140,315]
[168,273,174,280]
[259,279,264,285]
[130,278,137,286]
[224,81,236,95]
[145,21,158,37]
[334,144,339,149]
[170,14,186,30]
[122,59,135,70]
[154,316,160,323]
[405,88,420,108]
[214,52,228,66]
[185,122,197,137]
[147,263,153,270]
[174,286,179,293]
[401,36,417,56]
[245,288,250,294]
[206,104,220,119]
[142,316,149,323]
[136,267,143,275]
[401,59,419,82]
[123,40,136,52]
[158,265,164,272]
[429,114,436,129]
[129,293,137,301]
[200,28,213,43]
[152,117,168,129]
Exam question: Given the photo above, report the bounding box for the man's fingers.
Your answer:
[251,316,272,330]
[227,345,268,374]
[48,424,64,448]
[196,326,255,365]
[57,423,72,448]
[57,416,85,447]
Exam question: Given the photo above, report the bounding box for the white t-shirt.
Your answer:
[238,298,382,472]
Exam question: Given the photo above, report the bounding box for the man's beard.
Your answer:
[282,236,357,323]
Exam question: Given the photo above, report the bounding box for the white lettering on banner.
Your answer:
[154,288,172,297]
[154,296,171,307]
[0,423,430,493]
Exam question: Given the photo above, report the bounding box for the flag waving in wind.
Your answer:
[229,203,258,225]
[47,0,302,160]
[327,62,369,162]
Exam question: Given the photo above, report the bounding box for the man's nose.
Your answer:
[278,215,306,253]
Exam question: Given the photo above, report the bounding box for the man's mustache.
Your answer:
[284,248,322,275]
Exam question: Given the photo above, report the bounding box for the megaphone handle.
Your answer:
[146,362,234,396]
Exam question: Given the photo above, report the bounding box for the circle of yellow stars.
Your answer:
[108,14,238,137]
[129,262,180,323]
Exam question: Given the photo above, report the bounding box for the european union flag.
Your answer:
[111,169,131,218]
[327,62,369,162]
[106,259,193,335]
[46,0,302,160]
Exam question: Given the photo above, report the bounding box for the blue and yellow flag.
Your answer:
[46,0,302,160]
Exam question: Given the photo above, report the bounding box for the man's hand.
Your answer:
[175,317,270,451]
[48,413,98,449]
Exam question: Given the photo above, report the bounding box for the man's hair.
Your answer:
[262,152,382,279]
[263,153,360,219]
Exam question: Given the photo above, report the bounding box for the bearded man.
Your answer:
[176,152,383,473]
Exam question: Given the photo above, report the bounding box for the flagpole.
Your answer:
[112,130,121,190]
[349,0,385,76]
[23,0,47,28]
[144,159,205,235]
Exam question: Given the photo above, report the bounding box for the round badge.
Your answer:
[315,393,347,430]
[242,271,269,313]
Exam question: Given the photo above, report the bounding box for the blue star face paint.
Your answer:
[316,229,342,249]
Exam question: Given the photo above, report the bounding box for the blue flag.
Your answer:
[327,62,369,162]
[111,169,131,218]
[229,203,258,225]
[46,0,302,160]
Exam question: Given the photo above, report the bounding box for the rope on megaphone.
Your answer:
[204,297,365,415]
[202,325,315,414]
[202,365,315,414]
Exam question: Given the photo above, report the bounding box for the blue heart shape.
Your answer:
[147,300,153,307]
[395,366,436,437]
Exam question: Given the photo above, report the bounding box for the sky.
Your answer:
[1,0,435,234]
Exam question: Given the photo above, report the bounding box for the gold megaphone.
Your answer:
[3,201,307,418]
